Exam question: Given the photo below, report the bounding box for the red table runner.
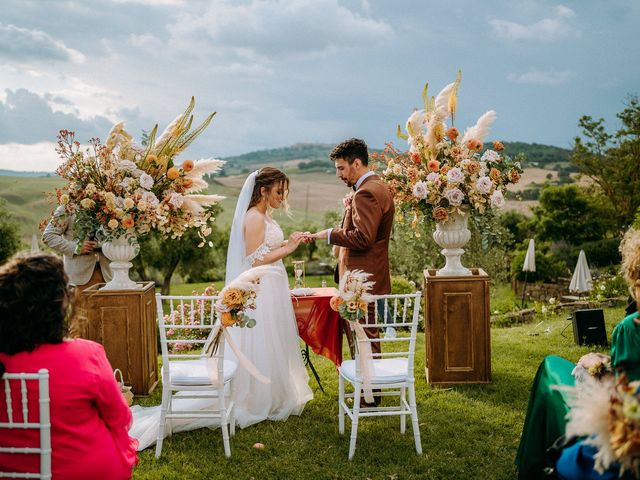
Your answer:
[292,287,342,366]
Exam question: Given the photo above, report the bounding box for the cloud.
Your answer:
[0,142,61,172]
[0,23,85,63]
[507,69,573,85]
[0,88,113,144]
[168,0,394,58]
[489,5,579,42]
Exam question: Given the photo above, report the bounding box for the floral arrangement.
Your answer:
[208,265,279,353]
[330,269,375,322]
[565,374,640,476]
[572,352,613,382]
[378,72,523,228]
[49,97,225,244]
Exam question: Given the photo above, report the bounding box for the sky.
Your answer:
[0,0,638,172]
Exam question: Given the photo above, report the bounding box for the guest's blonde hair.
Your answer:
[620,227,640,300]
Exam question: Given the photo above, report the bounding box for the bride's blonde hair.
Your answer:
[620,227,640,301]
[248,167,290,213]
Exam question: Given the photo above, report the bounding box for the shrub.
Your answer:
[576,238,621,267]
[590,273,628,300]
[511,248,566,282]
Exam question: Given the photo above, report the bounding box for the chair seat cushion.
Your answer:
[339,358,408,384]
[165,359,237,386]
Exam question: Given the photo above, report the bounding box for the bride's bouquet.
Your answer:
[49,97,225,245]
[330,269,375,322]
[208,265,279,354]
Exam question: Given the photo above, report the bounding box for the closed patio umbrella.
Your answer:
[521,239,536,307]
[569,250,592,296]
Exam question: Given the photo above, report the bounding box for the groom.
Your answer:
[308,138,395,357]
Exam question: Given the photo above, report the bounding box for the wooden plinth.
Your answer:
[424,268,491,385]
[79,282,158,395]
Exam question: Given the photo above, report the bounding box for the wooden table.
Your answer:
[291,287,342,391]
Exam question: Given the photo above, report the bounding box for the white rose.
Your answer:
[169,192,184,209]
[481,150,500,163]
[123,197,135,209]
[139,173,154,190]
[120,177,134,189]
[108,218,119,229]
[412,181,428,200]
[475,176,493,195]
[446,167,464,184]
[444,188,464,206]
[491,189,505,208]
[141,191,159,206]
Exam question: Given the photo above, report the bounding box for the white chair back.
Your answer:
[351,292,422,378]
[0,369,52,479]
[156,294,225,387]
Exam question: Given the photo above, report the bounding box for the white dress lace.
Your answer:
[229,217,313,428]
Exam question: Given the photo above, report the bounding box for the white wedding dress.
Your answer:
[229,216,313,428]
[129,171,312,450]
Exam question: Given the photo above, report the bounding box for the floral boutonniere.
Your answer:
[342,192,354,209]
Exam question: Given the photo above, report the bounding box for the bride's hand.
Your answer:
[285,232,303,253]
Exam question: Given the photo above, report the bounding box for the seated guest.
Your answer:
[515,228,640,480]
[0,252,138,479]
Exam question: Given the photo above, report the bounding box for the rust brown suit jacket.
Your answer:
[330,174,394,295]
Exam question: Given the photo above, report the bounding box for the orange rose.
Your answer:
[465,161,480,175]
[509,169,521,183]
[329,296,343,312]
[409,152,421,165]
[221,311,235,327]
[222,288,243,307]
[489,167,501,181]
[466,139,483,151]
[167,167,180,180]
[446,127,459,141]
[492,140,504,151]
[432,206,448,222]
[182,177,193,189]
[427,159,440,172]
[121,216,134,229]
[182,159,194,172]
[440,165,450,175]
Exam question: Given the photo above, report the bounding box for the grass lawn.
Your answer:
[132,289,626,479]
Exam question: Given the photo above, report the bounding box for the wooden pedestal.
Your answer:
[79,282,159,395]
[423,268,491,385]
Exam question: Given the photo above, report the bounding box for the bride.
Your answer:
[227,167,313,428]
[129,168,312,449]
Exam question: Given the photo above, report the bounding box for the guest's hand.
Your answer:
[79,240,97,254]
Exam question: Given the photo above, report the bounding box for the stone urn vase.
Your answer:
[432,208,472,276]
[100,235,140,290]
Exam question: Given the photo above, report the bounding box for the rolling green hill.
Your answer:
[0,141,572,243]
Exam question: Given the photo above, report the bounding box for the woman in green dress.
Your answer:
[515,227,640,480]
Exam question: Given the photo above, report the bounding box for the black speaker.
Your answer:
[572,308,607,346]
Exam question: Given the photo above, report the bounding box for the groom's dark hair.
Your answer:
[330,138,368,166]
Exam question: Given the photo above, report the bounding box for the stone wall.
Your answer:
[512,277,571,302]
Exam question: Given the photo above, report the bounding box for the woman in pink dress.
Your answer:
[0,253,138,479]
